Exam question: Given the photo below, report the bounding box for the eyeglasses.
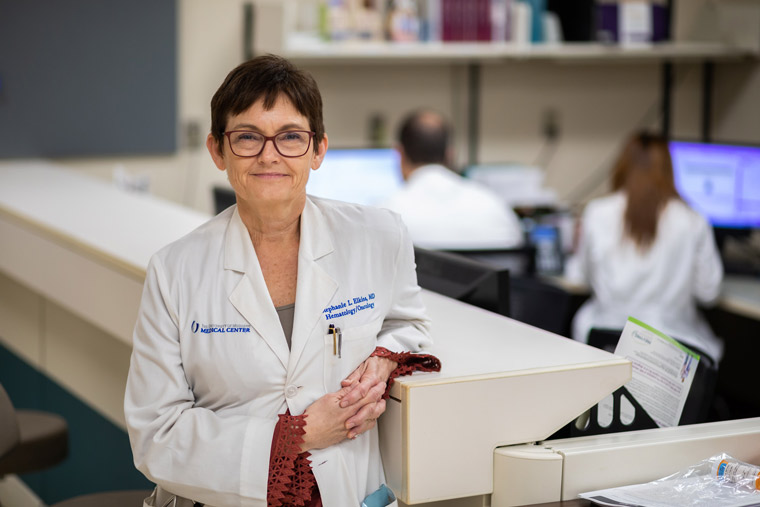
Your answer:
[224,130,316,158]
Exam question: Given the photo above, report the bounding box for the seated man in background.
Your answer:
[381,109,524,250]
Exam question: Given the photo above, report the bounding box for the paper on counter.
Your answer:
[612,317,700,428]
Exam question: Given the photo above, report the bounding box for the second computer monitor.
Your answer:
[669,140,760,229]
[305,148,402,207]
[414,247,510,318]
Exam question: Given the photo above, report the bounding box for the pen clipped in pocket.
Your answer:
[323,317,382,392]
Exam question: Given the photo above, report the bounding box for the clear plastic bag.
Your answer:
[579,453,760,507]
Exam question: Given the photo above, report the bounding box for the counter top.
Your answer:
[547,274,760,321]
[0,161,209,280]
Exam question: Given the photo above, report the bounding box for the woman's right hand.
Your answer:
[299,381,386,452]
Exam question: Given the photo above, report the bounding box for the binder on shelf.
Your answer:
[421,0,442,41]
[596,0,670,44]
[386,0,422,42]
[477,0,491,41]
[441,0,494,42]
[546,0,595,42]
[490,0,511,42]
[518,0,545,43]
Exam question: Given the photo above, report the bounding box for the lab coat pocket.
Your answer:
[323,317,383,392]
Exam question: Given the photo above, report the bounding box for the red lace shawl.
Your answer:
[266,347,441,506]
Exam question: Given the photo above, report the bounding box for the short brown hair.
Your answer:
[210,54,324,153]
[611,131,680,249]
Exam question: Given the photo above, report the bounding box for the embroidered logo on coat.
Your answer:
[191,321,251,334]
[322,292,376,321]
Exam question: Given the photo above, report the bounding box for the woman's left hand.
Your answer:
[339,356,397,436]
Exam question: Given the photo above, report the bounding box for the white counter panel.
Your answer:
[381,292,631,504]
[0,161,209,277]
[493,417,760,506]
[0,213,144,345]
[0,162,210,344]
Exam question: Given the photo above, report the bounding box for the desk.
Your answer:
[383,292,629,503]
[3,163,760,506]
[720,275,760,320]
[547,274,760,322]
[546,272,760,421]
[0,163,632,504]
[0,161,209,345]
[0,161,209,426]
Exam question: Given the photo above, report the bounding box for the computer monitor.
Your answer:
[305,148,402,207]
[414,247,510,317]
[211,148,401,214]
[213,185,236,215]
[669,140,760,229]
[442,246,537,277]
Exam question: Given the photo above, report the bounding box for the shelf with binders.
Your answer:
[279,39,756,65]
[249,0,760,167]
[250,0,759,66]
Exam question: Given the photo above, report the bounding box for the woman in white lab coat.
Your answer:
[566,131,724,362]
[125,55,439,507]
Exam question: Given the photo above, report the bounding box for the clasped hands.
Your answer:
[299,355,397,452]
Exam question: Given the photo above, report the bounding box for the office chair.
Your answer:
[0,383,68,478]
[586,327,719,426]
[586,327,622,353]
[0,386,148,507]
[508,275,574,337]
[0,385,20,460]
[50,489,153,507]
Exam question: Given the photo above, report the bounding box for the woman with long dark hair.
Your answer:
[566,131,724,362]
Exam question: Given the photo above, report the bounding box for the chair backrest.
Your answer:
[587,328,623,353]
[0,384,20,459]
[679,345,718,425]
[586,327,719,426]
[508,275,573,336]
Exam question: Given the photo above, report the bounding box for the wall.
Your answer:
[52,0,760,216]
[0,0,176,158]
[53,0,248,213]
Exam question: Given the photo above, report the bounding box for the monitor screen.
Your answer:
[305,148,403,207]
[414,247,510,317]
[442,246,536,277]
[669,141,760,229]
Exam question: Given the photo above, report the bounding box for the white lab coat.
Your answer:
[565,192,724,361]
[381,164,524,250]
[125,197,432,507]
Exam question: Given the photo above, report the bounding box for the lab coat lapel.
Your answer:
[289,199,338,371]
[224,208,290,370]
